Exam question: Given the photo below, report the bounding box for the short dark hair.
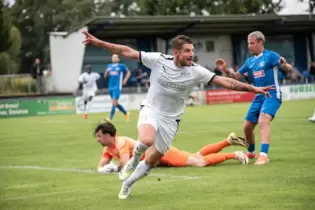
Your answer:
[171,35,193,50]
[94,121,116,137]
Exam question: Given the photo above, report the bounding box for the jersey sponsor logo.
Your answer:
[180,72,191,76]
[110,71,119,76]
[253,70,265,78]
[158,79,186,91]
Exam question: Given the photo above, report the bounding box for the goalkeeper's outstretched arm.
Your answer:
[97,157,111,171]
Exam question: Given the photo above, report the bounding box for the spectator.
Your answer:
[290,62,302,83]
[136,68,149,91]
[31,58,45,94]
[310,61,315,82]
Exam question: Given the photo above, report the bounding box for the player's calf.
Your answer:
[244,120,257,157]
[119,146,163,199]
[119,124,154,181]
[258,113,272,157]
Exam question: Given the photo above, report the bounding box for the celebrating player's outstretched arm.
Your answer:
[211,76,274,97]
[82,31,140,60]
[215,59,243,80]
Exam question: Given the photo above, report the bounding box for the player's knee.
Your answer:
[188,156,206,167]
[258,115,271,128]
[244,121,255,133]
[88,96,93,102]
[193,160,206,167]
[139,138,154,147]
[112,100,118,106]
[138,125,155,146]
[84,100,88,105]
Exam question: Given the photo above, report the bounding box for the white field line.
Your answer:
[0,165,201,180]
[3,178,194,201]
[35,117,308,124]
[1,165,200,201]
[4,188,97,201]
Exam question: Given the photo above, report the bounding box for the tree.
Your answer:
[0,26,22,74]
[0,1,21,75]
[0,1,12,52]
[95,0,139,16]
[8,0,95,73]
[136,0,284,16]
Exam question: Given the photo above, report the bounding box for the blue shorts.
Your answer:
[245,95,282,123]
[109,89,120,100]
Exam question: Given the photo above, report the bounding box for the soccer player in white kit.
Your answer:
[82,31,274,199]
[309,109,315,123]
[78,64,100,119]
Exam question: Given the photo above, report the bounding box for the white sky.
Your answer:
[4,0,312,15]
[278,0,310,14]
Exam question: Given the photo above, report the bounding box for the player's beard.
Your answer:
[179,58,192,67]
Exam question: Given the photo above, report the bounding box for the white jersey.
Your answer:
[78,72,100,92]
[140,51,215,118]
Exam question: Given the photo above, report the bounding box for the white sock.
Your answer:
[130,141,149,167]
[85,102,91,114]
[260,152,268,157]
[84,103,87,113]
[124,160,151,187]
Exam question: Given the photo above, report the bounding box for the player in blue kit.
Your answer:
[216,31,292,165]
[105,54,131,121]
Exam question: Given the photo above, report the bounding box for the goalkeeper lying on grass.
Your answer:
[94,121,249,174]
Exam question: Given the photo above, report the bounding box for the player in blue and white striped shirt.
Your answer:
[216,31,293,165]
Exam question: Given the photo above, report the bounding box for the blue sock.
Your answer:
[260,143,270,154]
[117,104,127,115]
[110,105,116,120]
[248,144,255,153]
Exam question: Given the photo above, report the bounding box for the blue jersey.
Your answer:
[106,63,128,90]
[238,49,281,99]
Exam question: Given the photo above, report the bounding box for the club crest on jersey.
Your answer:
[259,61,265,67]
[253,70,265,78]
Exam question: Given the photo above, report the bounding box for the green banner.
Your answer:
[0,97,75,118]
[289,84,315,93]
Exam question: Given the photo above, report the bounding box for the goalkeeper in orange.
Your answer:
[94,121,249,173]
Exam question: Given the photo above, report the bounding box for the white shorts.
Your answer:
[82,90,95,101]
[137,106,180,154]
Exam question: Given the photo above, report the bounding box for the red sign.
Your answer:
[206,89,255,104]
[253,70,265,78]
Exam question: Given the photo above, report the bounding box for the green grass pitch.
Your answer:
[0,99,314,210]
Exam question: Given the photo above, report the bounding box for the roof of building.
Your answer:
[66,14,315,38]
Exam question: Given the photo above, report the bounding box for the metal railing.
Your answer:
[0,74,35,96]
